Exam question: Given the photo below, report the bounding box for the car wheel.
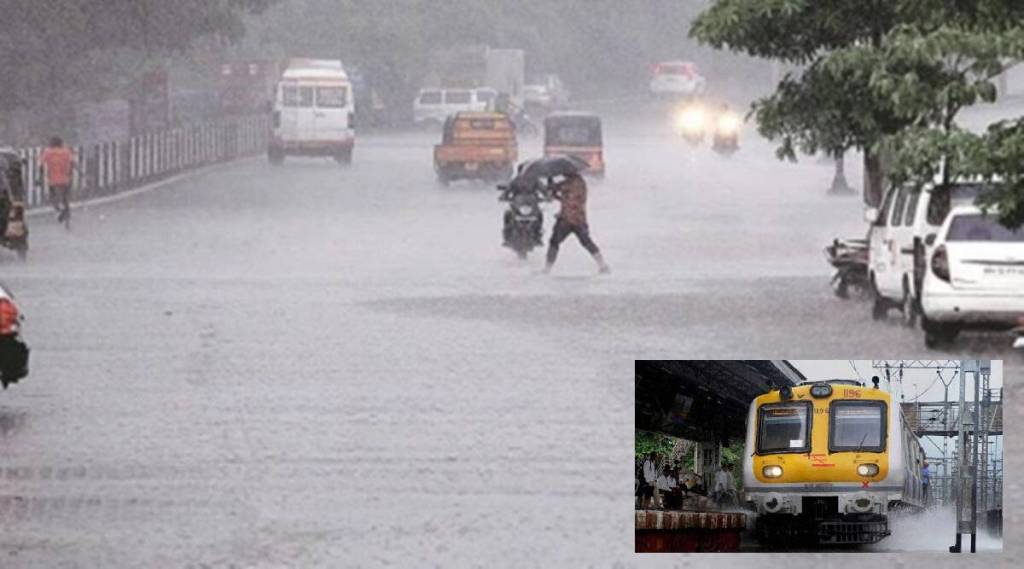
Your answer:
[870,278,888,320]
[436,170,450,187]
[334,148,352,165]
[922,317,958,348]
[900,283,918,328]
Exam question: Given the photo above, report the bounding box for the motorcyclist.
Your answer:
[500,176,546,247]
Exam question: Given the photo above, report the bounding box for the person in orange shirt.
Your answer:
[37,136,77,226]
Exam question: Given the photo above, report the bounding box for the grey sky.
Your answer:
[790,360,1003,403]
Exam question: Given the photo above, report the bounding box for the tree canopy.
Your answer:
[692,0,1024,224]
[0,0,273,129]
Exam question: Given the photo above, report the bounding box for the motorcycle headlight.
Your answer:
[857,464,879,477]
[762,465,783,478]
[675,107,705,134]
[516,204,534,215]
[717,113,740,134]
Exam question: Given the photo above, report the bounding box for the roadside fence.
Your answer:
[15,114,269,209]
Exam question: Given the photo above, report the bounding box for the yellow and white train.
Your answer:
[742,379,926,545]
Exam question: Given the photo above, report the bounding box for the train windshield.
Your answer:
[830,401,887,452]
[757,402,810,453]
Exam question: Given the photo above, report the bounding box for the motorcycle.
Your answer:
[0,149,28,260]
[0,283,29,389]
[711,111,741,155]
[824,237,869,299]
[498,182,548,260]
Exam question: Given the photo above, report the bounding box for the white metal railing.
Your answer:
[15,114,269,209]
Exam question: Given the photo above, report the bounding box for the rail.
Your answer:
[11,114,269,209]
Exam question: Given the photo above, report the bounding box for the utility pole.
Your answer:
[950,359,988,553]
[940,370,954,505]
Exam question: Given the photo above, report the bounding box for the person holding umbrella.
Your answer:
[545,170,609,274]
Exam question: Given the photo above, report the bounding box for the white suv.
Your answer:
[920,205,1024,347]
[413,88,496,127]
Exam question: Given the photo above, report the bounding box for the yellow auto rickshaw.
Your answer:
[543,111,604,177]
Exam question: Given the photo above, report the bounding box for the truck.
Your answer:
[484,49,526,107]
[433,112,518,185]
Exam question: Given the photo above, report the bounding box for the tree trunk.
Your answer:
[863,149,885,207]
[829,152,853,194]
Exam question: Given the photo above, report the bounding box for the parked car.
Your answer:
[649,61,706,98]
[866,180,982,327]
[920,205,1024,347]
[413,87,496,127]
[0,283,29,389]
[523,74,569,111]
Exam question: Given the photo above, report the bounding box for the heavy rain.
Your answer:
[0,1,1021,566]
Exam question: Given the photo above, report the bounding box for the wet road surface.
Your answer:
[1,104,1019,566]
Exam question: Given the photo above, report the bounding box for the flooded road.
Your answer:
[1,104,1019,566]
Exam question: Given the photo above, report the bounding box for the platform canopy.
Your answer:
[635,360,804,442]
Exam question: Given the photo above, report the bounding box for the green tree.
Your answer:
[635,430,676,459]
[0,0,274,131]
[691,0,1024,210]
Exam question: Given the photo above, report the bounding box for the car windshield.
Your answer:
[445,90,472,104]
[547,123,601,146]
[946,214,1024,242]
[315,87,347,108]
[758,402,810,453]
[419,91,442,105]
[830,402,885,451]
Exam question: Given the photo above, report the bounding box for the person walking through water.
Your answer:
[38,136,76,228]
[544,172,609,274]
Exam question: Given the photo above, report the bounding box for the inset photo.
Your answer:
[635,360,1003,553]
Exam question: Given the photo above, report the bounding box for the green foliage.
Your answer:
[0,0,274,121]
[693,0,1024,220]
[720,439,744,468]
[965,119,1024,228]
[635,430,676,459]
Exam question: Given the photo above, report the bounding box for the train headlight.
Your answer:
[810,384,832,398]
[857,463,879,477]
[762,465,784,478]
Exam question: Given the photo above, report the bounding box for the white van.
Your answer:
[866,180,983,325]
[269,59,355,164]
[413,88,496,127]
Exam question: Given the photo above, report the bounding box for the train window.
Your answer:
[829,401,887,452]
[757,401,811,454]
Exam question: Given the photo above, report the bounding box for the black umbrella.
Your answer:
[524,154,589,178]
[511,155,589,187]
